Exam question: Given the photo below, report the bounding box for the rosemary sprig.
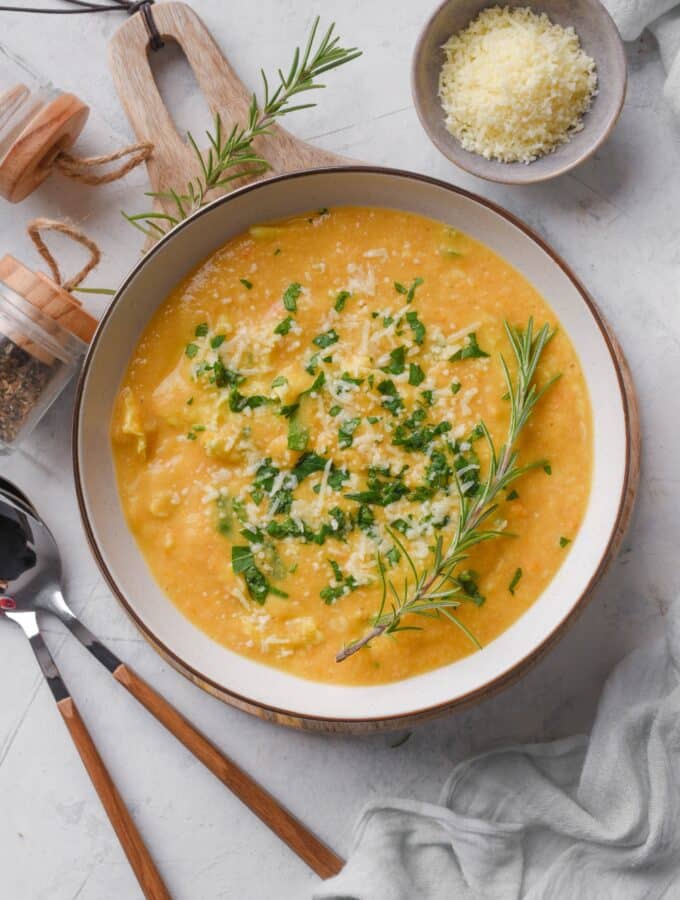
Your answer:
[336,319,560,663]
[125,17,361,240]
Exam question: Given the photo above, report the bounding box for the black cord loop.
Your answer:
[0,0,166,50]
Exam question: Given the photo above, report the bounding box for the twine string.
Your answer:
[54,141,154,185]
[27,218,101,293]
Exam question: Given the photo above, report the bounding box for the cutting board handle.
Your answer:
[108,2,346,205]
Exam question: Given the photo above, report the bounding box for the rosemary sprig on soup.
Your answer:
[112,207,592,686]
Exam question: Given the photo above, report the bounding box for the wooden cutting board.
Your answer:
[108,1,347,214]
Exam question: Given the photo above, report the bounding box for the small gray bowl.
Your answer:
[412,0,627,184]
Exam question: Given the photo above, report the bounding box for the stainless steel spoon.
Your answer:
[0,486,343,881]
[0,492,171,899]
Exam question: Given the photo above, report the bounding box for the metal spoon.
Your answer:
[0,486,343,881]
[0,493,171,899]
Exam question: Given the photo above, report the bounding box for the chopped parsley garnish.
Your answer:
[508,568,523,595]
[381,346,407,375]
[274,316,294,335]
[559,536,571,548]
[338,416,361,449]
[457,570,485,606]
[544,463,552,475]
[240,278,253,290]
[185,342,199,358]
[329,404,342,417]
[320,559,358,605]
[186,396,194,405]
[288,416,309,451]
[340,373,363,386]
[186,431,197,440]
[506,489,519,501]
[346,467,409,507]
[293,452,329,481]
[420,389,435,406]
[377,379,404,416]
[394,277,424,303]
[210,334,226,349]
[451,381,461,394]
[194,323,209,337]
[229,389,269,412]
[356,504,375,532]
[328,467,349,491]
[305,353,320,374]
[449,332,489,362]
[334,290,351,312]
[393,414,451,452]
[231,545,287,604]
[283,282,302,311]
[405,310,425,345]
[408,363,425,386]
[386,546,401,568]
[313,329,339,349]
[271,375,287,388]
[390,518,410,535]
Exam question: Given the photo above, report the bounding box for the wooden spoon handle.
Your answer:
[57,696,171,900]
[113,663,344,879]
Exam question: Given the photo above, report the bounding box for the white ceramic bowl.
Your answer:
[74,168,638,732]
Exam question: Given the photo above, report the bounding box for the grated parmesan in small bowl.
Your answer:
[412,0,626,184]
[439,6,597,164]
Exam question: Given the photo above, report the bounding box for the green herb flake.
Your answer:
[408,363,425,386]
[394,277,424,303]
[313,329,339,349]
[381,346,407,375]
[240,278,253,290]
[288,417,309,452]
[451,381,461,395]
[508,568,523,595]
[274,316,294,335]
[405,310,425,345]
[420,389,435,407]
[185,343,199,359]
[338,416,361,449]
[506,489,519,501]
[186,396,194,405]
[329,405,342,417]
[449,332,489,362]
[283,282,302,311]
[194,323,209,337]
[271,375,287,389]
[559,536,571,548]
[186,431,197,440]
[544,463,552,475]
[211,334,226,349]
[334,290,351,312]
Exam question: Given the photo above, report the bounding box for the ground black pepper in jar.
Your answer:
[0,255,96,453]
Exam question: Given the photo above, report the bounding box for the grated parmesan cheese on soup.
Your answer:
[438,6,597,164]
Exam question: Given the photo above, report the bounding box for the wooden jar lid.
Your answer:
[0,254,97,363]
[0,92,89,203]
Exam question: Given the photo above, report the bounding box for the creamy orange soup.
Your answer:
[111,207,591,685]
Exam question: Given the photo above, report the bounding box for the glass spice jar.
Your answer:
[0,43,88,203]
[0,281,86,453]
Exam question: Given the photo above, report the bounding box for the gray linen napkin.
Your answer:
[314,601,680,899]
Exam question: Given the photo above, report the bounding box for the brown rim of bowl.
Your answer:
[411,0,628,185]
[72,166,638,732]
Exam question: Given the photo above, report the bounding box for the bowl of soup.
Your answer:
[73,168,637,731]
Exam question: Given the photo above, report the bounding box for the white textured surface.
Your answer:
[0,3,678,898]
